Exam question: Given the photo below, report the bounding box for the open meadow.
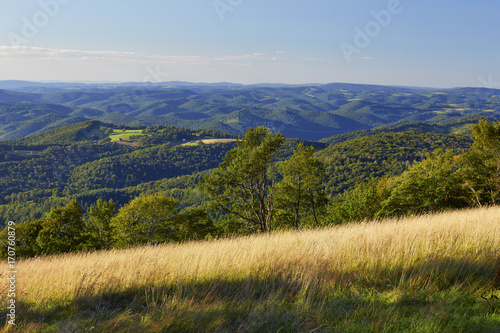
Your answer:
[1,207,499,332]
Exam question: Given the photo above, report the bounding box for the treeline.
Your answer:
[328,119,500,223]
[0,195,215,258]
[0,172,211,232]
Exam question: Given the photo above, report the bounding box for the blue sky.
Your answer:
[0,0,499,88]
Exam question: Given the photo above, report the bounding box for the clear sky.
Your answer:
[0,0,499,88]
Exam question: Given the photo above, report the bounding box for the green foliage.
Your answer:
[378,149,468,218]
[6,120,106,146]
[171,207,216,241]
[319,117,486,145]
[317,132,472,195]
[327,120,500,224]
[0,122,236,225]
[67,142,235,191]
[200,126,286,232]
[85,198,116,250]
[459,119,500,206]
[35,199,87,255]
[275,142,328,228]
[110,194,178,247]
[0,219,44,259]
[327,179,390,225]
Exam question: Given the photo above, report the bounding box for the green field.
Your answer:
[108,129,146,142]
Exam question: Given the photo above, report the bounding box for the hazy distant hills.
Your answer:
[0,81,499,141]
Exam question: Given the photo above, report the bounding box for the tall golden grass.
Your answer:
[1,207,499,331]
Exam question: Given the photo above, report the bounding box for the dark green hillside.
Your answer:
[0,142,132,198]
[67,142,236,191]
[97,112,143,126]
[319,116,488,145]
[7,120,105,146]
[317,132,473,194]
[0,102,73,119]
[0,120,239,223]
[0,114,86,141]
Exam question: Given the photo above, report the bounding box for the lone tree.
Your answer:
[200,126,285,233]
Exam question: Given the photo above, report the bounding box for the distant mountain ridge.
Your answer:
[0,81,499,141]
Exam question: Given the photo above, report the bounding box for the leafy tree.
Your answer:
[36,199,86,255]
[458,119,500,206]
[327,178,390,225]
[171,207,216,241]
[378,149,467,217]
[0,219,44,259]
[110,194,178,247]
[86,198,116,250]
[276,142,328,228]
[200,126,285,233]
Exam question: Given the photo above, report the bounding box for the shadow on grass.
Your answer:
[2,257,499,332]
[355,256,499,292]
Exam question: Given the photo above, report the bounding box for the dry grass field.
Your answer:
[1,207,500,332]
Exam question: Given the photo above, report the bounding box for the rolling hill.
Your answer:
[0,81,499,141]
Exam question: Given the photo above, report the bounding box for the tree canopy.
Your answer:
[200,126,286,232]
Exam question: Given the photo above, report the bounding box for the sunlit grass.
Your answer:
[1,207,499,332]
[182,139,236,146]
[108,129,146,142]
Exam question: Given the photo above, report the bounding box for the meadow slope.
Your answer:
[1,207,500,332]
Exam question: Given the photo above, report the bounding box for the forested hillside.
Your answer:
[4,116,499,259]
[0,121,236,223]
[0,117,476,226]
[2,82,500,261]
[317,132,472,194]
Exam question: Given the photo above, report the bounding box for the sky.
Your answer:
[0,0,499,88]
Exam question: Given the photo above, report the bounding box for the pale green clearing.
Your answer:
[108,129,146,142]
